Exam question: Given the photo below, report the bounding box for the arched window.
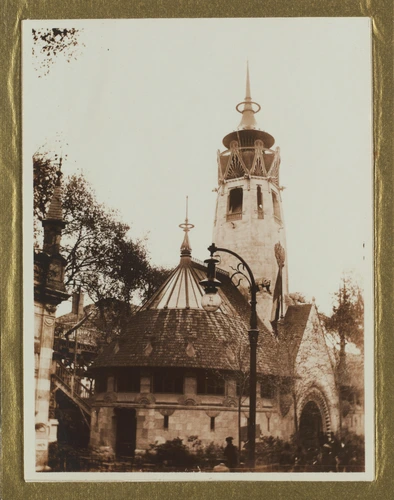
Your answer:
[227,187,243,221]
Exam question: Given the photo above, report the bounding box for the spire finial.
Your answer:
[245,60,251,100]
[179,196,194,257]
[236,62,261,130]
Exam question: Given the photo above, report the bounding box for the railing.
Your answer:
[191,258,229,277]
[226,212,243,222]
[54,361,93,401]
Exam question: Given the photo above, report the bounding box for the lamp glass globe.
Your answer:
[201,292,222,312]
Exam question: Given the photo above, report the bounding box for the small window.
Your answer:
[272,191,281,222]
[164,415,169,429]
[260,376,276,399]
[116,368,141,392]
[227,187,243,221]
[197,371,225,395]
[94,374,107,393]
[153,368,184,394]
[257,186,264,219]
[210,416,215,431]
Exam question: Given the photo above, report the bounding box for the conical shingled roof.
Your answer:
[92,221,284,375]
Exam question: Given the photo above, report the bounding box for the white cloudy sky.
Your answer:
[23,18,372,316]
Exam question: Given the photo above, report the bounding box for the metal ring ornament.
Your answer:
[179,222,194,231]
[236,101,261,114]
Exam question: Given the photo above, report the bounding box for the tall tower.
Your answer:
[212,65,289,327]
[34,171,69,470]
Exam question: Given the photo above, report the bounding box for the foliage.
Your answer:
[140,265,172,303]
[48,442,85,472]
[33,153,170,327]
[340,431,365,468]
[323,274,364,350]
[32,28,84,77]
[187,436,224,468]
[253,435,297,466]
[144,437,225,470]
[145,438,196,468]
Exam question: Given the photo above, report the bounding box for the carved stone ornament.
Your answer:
[159,409,175,417]
[205,410,220,418]
[279,393,293,417]
[43,315,55,326]
[274,242,285,268]
[222,396,237,408]
[135,393,156,405]
[44,304,57,315]
[178,395,200,406]
[103,392,117,403]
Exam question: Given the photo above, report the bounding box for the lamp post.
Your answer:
[200,243,259,469]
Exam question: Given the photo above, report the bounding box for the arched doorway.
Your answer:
[299,400,323,449]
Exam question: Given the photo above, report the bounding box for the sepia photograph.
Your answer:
[23,18,373,480]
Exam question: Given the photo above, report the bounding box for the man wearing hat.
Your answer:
[223,436,238,471]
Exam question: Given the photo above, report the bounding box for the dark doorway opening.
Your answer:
[299,401,323,449]
[115,408,137,458]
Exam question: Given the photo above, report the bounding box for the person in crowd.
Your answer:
[223,436,238,471]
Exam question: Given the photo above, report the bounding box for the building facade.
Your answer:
[88,70,341,459]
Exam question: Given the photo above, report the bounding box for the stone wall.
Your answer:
[34,301,59,470]
[212,177,289,324]
[294,305,339,434]
[90,402,294,454]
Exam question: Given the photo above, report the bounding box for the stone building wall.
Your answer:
[89,381,295,455]
[294,305,339,434]
[34,301,60,469]
[212,177,289,323]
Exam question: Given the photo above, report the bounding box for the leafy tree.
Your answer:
[32,28,85,77]
[322,275,364,433]
[34,153,170,315]
[324,275,364,352]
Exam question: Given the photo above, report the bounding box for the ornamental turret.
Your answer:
[212,64,289,329]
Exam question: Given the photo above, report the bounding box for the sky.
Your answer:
[23,18,373,316]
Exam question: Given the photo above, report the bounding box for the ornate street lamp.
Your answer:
[200,243,259,469]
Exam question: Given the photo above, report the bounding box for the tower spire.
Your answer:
[179,196,194,257]
[245,60,251,100]
[46,170,64,221]
[236,62,261,131]
[42,169,65,255]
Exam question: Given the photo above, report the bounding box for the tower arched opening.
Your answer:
[299,400,323,449]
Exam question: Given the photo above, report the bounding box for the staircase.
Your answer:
[51,361,93,426]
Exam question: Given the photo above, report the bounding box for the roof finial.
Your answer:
[179,196,194,257]
[245,60,251,100]
[236,62,261,131]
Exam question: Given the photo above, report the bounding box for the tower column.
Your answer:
[34,171,69,470]
[212,65,289,330]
